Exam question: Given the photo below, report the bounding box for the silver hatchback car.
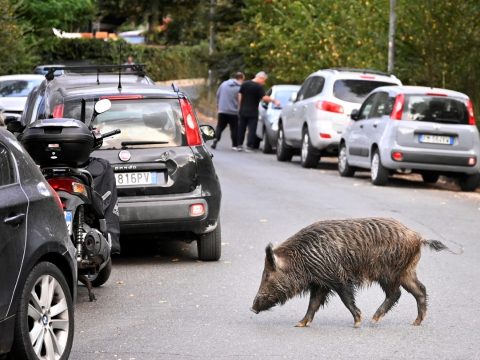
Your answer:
[339,86,480,191]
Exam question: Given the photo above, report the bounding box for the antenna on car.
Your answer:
[96,68,100,85]
[171,83,179,93]
[118,65,122,90]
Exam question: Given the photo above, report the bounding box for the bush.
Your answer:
[39,38,209,81]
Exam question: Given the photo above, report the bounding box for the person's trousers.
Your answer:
[238,115,258,148]
[215,113,238,147]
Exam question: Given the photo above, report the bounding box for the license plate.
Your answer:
[419,134,454,145]
[64,211,73,235]
[115,172,157,186]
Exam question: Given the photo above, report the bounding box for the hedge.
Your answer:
[38,38,209,82]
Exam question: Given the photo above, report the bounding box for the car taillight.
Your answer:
[466,100,476,125]
[390,94,405,120]
[48,184,64,209]
[189,203,205,217]
[316,101,344,114]
[47,177,88,197]
[391,151,404,161]
[180,98,202,146]
[52,104,64,118]
[319,133,331,139]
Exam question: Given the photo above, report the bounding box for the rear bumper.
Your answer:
[118,187,220,235]
[309,114,349,150]
[382,148,480,174]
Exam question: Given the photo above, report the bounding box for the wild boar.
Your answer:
[251,217,453,327]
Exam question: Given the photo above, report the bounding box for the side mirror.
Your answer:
[289,92,297,102]
[350,109,360,121]
[200,124,215,142]
[94,99,112,115]
[5,116,25,133]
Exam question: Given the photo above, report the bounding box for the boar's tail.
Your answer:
[422,239,463,255]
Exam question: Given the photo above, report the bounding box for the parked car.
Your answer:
[21,67,222,260]
[256,84,300,154]
[0,75,45,117]
[0,128,76,359]
[33,64,66,77]
[277,68,402,167]
[339,85,480,191]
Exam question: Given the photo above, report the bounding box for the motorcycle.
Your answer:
[21,99,119,301]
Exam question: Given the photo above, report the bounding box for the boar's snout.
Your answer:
[250,307,259,314]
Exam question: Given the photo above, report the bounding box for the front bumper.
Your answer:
[118,187,220,235]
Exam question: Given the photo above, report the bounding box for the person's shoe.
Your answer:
[235,146,243,152]
[231,146,238,151]
[245,147,255,153]
[211,140,218,149]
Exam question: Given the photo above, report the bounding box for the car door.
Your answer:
[0,142,28,319]
[364,91,393,153]
[303,76,326,134]
[257,88,272,138]
[346,93,377,167]
[283,78,311,144]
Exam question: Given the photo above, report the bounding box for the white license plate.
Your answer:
[115,172,157,186]
[419,134,454,145]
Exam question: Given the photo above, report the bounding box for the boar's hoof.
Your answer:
[412,319,423,326]
[353,321,362,328]
[295,320,311,328]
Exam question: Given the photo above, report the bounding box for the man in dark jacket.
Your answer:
[237,71,279,152]
[211,72,245,150]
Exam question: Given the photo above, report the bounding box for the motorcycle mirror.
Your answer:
[94,99,112,115]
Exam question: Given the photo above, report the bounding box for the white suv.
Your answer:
[276,68,401,167]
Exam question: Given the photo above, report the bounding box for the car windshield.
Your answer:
[63,98,185,149]
[333,80,397,103]
[402,95,469,124]
[0,79,42,97]
[275,90,297,107]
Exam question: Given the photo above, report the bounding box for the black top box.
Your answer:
[22,118,94,167]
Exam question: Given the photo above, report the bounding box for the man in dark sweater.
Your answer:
[237,71,279,152]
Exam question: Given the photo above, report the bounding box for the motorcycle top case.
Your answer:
[22,118,94,167]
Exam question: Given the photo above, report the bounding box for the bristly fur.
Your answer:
[252,217,450,326]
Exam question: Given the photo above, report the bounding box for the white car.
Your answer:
[0,74,44,115]
[277,68,402,167]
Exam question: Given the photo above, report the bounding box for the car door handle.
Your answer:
[359,124,364,129]
[4,213,25,226]
[373,124,378,128]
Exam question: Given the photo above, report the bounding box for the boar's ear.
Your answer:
[265,243,277,271]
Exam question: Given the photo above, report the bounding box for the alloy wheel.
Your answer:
[28,274,70,359]
[301,132,309,162]
[339,146,347,173]
[371,153,379,181]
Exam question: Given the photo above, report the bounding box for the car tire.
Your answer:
[421,172,439,184]
[11,261,74,360]
[89,259,112,287]
[197,222,221,261]
[300,128,320,168]
[276,125,293,162]
[262,129,274,154]
[370,149,389,186]
[338,143,355,177]
[458,173,480,192]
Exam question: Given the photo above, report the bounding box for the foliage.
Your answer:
[39,38,208,81]
[0,0,37,73]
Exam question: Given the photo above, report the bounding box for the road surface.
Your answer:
[71,138,480,360]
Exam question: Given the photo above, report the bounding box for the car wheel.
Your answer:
[300,128,320,168]
[276,125,293,162]
[11,261,74,360]
[197,222,221,261]
[370,149,389,186]
[421,172,439,184]
[262,129,273,154]
[338,143,355,177]
[88,259,112,287]
[458,173,480,192]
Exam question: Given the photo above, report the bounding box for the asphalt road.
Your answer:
[71,137,480,360]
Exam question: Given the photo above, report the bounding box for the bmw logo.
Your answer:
[118,150,131,162]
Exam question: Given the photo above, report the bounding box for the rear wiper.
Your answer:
[121,141,169,148]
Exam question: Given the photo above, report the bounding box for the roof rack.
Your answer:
[328,68,393,77]
[45,64,147,82]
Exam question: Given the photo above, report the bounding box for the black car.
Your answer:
[21,66,222,261]
[0,128,77,359]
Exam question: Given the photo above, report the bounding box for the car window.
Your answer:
[303,76,325,99]
[357,93,377,120]
[401,95,469,124]
[63,98,185,149]
[0,79,42,98]
[333,80,397,103]
[296,78,312,102]
[275,90,298,107]
[370,92,393,118]
[0,144,15,186]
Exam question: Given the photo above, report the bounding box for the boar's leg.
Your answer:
[295,285,331,328]
[372,281,402,323]
[401,273,427,326]
[336,283,362,328]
